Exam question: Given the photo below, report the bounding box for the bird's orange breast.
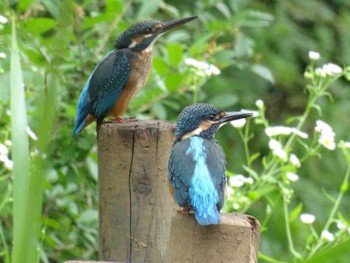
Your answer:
[110,50,152,118]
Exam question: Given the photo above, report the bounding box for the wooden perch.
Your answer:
[168,213,260,263]
[97,120,178,262]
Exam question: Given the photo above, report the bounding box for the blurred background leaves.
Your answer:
[0,0,350,262]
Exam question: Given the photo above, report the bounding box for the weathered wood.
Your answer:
[168,213,260,263]
[98,120,178,263]
[64,261,118,263]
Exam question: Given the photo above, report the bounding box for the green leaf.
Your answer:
[153,57,169,75]
[166,42,183,67]
[152,103,167,120]
[290,203,303,222]
[10,18,33,263]
[22,18,57,35]
[165,73,185,92]
[209,93,237,108]
[137,0,161,18]
[251,64,275,84]
[242,165,259,180]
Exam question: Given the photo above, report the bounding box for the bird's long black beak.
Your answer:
[217,111,253,124]
[159,16,197,34]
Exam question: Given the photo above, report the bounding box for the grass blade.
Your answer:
[10,18,37,263]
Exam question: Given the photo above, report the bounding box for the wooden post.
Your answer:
[98,120,178,262]
[168,213,260,263]
[97,120,260,263]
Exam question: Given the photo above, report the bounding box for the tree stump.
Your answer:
[168,213,260,263]
[97,120,178,263]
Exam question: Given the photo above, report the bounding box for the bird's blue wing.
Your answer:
[73,50,130,137]
[168,140,194,208]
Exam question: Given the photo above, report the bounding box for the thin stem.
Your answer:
[307,163,350,260]
[283,189,302,259]
[239,128,250,168]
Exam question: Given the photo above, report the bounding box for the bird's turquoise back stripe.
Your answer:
[186,136,220,224]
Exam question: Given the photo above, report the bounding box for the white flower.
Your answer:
[290,154,301,167]
[26,126,38,141]
[337,221,346,230]
[269,139,282,150]
[230,118,246,128]
[229,174,253,188]
[343,142,350,148]
[0,52,6,59]
[3,157,13,170]
[5,140,12,146]
[286,172,299,182]
[0,15,8,24]
[0,143,8,155]
[321,230,334,242]
[315,120,336,150]
[315,67,326,77]
[255,99,264,109]
[315,120,333,133]
[226,186,234,196]
[265,126,293,137]
[233,203,240,210]
[318,133,336,150]
[309,51,321,60]
[300,213,316,224]
[272,148,288,161]
[291,128,309,139]
[245,177,254,184]
[184,58,221,76]
[323,63,342,76]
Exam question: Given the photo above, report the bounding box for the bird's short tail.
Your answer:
[194,206,221,225]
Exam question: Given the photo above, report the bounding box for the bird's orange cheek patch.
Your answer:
[199,121,213,131]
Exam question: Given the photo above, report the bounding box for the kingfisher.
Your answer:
[73,16,197,137]
[168,104,252,225]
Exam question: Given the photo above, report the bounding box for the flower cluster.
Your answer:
[184,58,221,77]
[315,63,343,77]
[315,120,336,150]
[0,141,13,170]
[229,174,254,188]
[265,126,308,139]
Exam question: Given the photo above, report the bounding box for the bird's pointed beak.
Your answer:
[159,16,197,34]
[217,111,253,124]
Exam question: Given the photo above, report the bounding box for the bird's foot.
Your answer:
[114,116,124,123]
[122,117,138,122]
[177,208,191,215]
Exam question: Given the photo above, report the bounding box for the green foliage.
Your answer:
[0,0,350,262]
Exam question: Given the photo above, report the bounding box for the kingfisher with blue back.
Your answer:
[168,104,252,225]
[73,16,197,137]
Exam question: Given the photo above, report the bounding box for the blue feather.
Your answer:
[72,50,131,137]
[186,136,221,225]
[73,74,93,137]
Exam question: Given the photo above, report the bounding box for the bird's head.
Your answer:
[115,16,197,51]
[175,104,252,140]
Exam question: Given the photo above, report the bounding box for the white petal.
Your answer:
[289,154,301,167]
[230,118,246,128]
[321,230,334,242]
[308,51,321,60]
[300,213,316,224]
[255,99,264,109]
[286,172,299,182]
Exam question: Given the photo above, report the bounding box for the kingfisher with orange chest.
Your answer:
[73,16,197,137]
